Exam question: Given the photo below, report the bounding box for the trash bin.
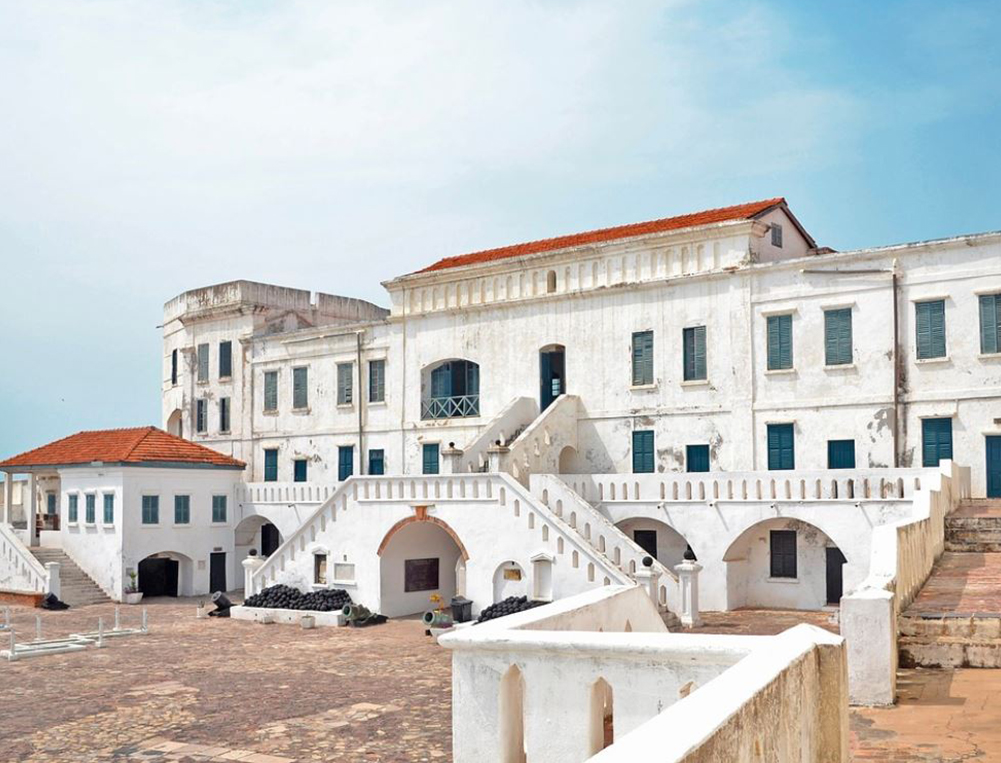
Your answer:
[450,596,472,623]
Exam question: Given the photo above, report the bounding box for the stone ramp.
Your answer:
[29,547,112,607]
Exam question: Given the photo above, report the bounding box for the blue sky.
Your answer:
[0,0,998,459]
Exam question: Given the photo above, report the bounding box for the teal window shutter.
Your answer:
[922,418,953,467]
[263,449,278,482]
[85,494,96,524]
[368,449,385,475]
[103,494,114,524]
[196,399,207,433]
[171,349,178,385]
[631,331,654,386]
[824,309,853,366]
[827,440,856,469]
[68,494,78,523]
[431,363,452,398]
[219,397,230,432]
[293,459,308,482]
[683,326,707,381]
[369,360,386,403]
[423,443,440,474]
[293,367,308,409]
[174,495,190,524]
[767,424,795,470]
[916,300,946,359]
[197,343,209,382]
[686,444,710,472]
[632,430,655,473]
[980,294,1001,354]
[219,341,232,378]
[212,495,227,523]
[263,371,278,411]
[338,446,354,480]
[337,363,354,405]
[767,315,793,370]
[141,495,159,524]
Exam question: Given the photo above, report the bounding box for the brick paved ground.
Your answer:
[905,552,1001,616]
[685,606,840,636]
[1,598,451,763]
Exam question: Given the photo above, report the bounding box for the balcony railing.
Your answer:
[421,394,480,420]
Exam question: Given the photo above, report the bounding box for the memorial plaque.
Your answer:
[405,557,440,592]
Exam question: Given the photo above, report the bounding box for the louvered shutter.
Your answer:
[981,295,1000,354]
[916,301,946,359]
[825,309,852,365]
[632,430,654,473]
[337,364,353,405]
[767,315,793,370]
[293,367,307,409]
[197,344,209,381]
[632,331,653,385]
[264,371,278,411]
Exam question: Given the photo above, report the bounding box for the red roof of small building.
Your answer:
[416,197,787,274]
[0,427,245,470]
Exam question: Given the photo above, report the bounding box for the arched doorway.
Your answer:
[722,518,846,610]
[166,409,183,438]
[614,518,695,570]
[377,517,467,617]
[493,560,527,602]
[539,344,566,411]
[234,515,283,589]
[138,551,194,598]
[558,445,581,474]
[421,359,481,420]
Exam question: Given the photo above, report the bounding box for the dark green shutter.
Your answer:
[369,360,386,402]
[293,367,308,409]
[767,315,793,370]
[827,440,856,469]
[980,295,1000,355]
[423,443,440,474]
[632,331,654,386]
[684,326,706,381]
[219,341,232,378]
[770,530,797,578]
[922,418,953,467]
[264,449,278,482]
[686,444,710,472]
[197,344,209,381]
[632,430,654,473]
[264,371,278,411]
[293,459,308,482]
[916,301,946,359]
[767,424,795,470]
[824,309,852,366]
[368,449,385,475]
[337,364,353,405]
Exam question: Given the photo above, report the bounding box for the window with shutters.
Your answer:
[922,418,953,467]
[980,294,1001,355]
[632,430,655,473]
[686,444,710,472]
[368,449,385,475]
[422,359,479,419]
[219,397,230,432]
[141,495,159,525]
[683,326,707,381]
[68,494,78,523]
[314,553,328,585]
[85,494,96,524]
[369,359,386,403]
[212,495,227,523]
[337,363,354,405]
[827,440,856,469]
[771,223,783,248]
[338,446,354,480]
[770,530,797,578]
[824,308,853,366]
[767,424,795,470]
[171,349,178,385]
[219,341,233,379]
[423,443,440,474]
[174,495,190,525]
[915,300,946,359]
[195,399,207,433]
[631,331,654,386]
[766,314,793,370]
[293,458,308,483]
[103,493,115,525]
[292,367,308,409]
[197,343,209,382]
[263,371,278,412]
[263,449,278,482]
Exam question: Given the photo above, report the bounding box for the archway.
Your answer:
[166,409,183,438]
[614,518,695,570]
[558,445,582,474]
[234,515,284,588]
[589,678,614,753]
[421,359,480,420]
[493,560,528,602]
[137,551,194,597]
[378,517,466,617]
[722,518,846,610]
[499,666,526,763]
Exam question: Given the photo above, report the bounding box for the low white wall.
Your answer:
[0,522,49,594]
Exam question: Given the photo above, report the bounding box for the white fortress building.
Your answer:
[1,197,998,722]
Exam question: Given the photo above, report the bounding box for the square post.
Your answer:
[27,472,38,546]
[2,470,12,525]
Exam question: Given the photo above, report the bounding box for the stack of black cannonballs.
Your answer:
[243,584,352,612]
[475,595,545,624]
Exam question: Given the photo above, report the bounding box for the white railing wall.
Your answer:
[505,394,579,484]
[0,521,50,594]
[235,482,337,505]
[455,396,537,473]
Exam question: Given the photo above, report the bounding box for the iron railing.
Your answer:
[421,394,480,420]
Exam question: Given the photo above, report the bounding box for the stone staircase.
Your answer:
[899,499,1001,668]
[30,547,112,607]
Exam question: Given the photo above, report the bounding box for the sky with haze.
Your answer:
[1,0,999,459]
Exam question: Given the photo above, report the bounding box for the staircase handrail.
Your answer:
[0,522,48,593]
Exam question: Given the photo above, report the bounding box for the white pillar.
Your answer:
[634,566,662,608]
[2,471,12,525]
[45,562,61,600]
[441,444,465,475]
[242,555,265,596]
[27,472,38,546]
[674,559,703,627]
[842,588,896,706]
[487,444,509,473]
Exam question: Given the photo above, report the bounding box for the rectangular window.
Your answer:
[632,430,655,473]
[686,444,710,473]
[219,397,230,432]
[219,340,233,379]
[103,493,114,524]
[368,449,385,475]
[196,399,207,433]
[631,331,654,386]
[683,326,707,381]
[174,495,190,525]
[212,495,227,523]
[293,366,308,409]
[824,308,853,366]
[171,349,178,385]
[423,443,440,475]
[141,495,159,525]
[922,417,953,468]
[771,223,783,248]
[369,359,386,403]
[293,458,308,483]
[770,530,797,578]
[85,494,96,524]
[68,494,78,523]
[827,440,856,469]
[338,446,354,480]
[915,300,946,359]
[980,294,1001,355]
[263,371,278,412]
[314,553,328,585]
[263,448,278,482]
[766,314,793,370]
[197,343,209,382]
[767,423,795,470]
[337,363,354,405]
[46,493,56,515]
[404,557,440,592]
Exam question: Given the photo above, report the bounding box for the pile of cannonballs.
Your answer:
[475,595,545,624]
[243,584,352,612]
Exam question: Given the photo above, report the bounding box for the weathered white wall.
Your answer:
[379,520,460,617]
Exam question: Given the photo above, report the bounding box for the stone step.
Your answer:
[899,636,1001,669]
[28,547,112,607]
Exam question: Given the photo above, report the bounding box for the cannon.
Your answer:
[208,591,233,617]
[342,603,371,621]
[422,610,453,628]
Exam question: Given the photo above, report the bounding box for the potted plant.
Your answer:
[123,570,143,605]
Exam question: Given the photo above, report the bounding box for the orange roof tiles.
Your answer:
[0,427,245,470]
[416,198,786,274]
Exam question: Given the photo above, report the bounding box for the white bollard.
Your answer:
[674,556,704,628]
[141,607,148,632]
[114,607,121,631]
[97,617,104,648]
[35,615,42,642]
[8,630,16,661]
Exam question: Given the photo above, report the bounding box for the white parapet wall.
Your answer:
[440,585,848,763]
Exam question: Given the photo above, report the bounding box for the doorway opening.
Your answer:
[540,344,566,411]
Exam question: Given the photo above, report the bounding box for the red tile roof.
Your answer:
[0,427,245,470]
[416,198,787,274]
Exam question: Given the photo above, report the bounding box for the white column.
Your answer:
[45,562,61,600]
[841,588,896,706]
[674,559,703,627]
[242,555,265,596]
[634,565,662,608]
[27,472,38,546]
[487,444,509,473]
[2,470,12,525]
[441,444,465,475]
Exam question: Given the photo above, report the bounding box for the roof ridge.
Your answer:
[121,426,159,461]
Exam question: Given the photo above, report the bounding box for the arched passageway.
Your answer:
[138,551,194,597]
[166,409,183,438]
[234,515,283,588]
[614,518,696,571]
[378,517,466,617]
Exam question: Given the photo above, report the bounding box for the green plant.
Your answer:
[124,570,139,594]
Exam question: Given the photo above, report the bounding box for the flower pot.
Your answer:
[123,592,143,605]
[300,615,316,630]
[195,606,209,619]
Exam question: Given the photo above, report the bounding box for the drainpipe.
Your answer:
[356,330,365,475]
[891,263,901,468]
